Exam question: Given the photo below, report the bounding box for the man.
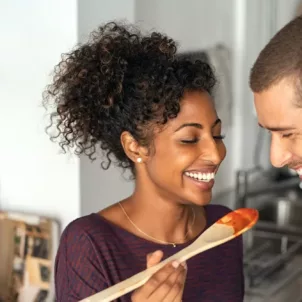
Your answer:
[250,16,302,179]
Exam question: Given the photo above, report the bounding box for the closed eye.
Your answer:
[181,134,225,144]
[213,134,225,140]
[282,133,293,138]
[180,138,199,144]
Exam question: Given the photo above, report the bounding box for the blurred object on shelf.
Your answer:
[0,210,60,302]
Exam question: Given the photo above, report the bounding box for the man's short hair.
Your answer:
[250,16,302,104]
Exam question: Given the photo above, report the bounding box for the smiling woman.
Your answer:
[43,22,244,302]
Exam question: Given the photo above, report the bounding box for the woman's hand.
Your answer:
[131,250,187,302]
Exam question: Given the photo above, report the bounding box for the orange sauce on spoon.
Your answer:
[216,208,259,237]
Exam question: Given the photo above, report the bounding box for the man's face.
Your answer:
[254,79,302,178]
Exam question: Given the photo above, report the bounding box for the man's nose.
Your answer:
[270,135,292,168]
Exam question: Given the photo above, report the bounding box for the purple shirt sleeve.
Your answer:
[55,223,107,301]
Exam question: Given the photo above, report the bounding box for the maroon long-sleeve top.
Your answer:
[55,204,244,301]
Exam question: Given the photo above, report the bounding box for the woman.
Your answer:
[45,22,244,301]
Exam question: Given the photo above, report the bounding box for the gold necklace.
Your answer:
[118,202,196,247]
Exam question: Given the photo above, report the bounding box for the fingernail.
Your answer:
[181,262,187,270]
[172,261,180,268]
[153,250,161,257]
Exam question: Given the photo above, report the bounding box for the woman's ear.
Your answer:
[120,131,148,164]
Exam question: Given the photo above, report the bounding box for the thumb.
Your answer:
[146,250,163,268]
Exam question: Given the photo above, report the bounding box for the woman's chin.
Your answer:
[184,191,213,206]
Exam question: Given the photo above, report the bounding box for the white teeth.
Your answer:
[296,169,302,176]
[185,171,215,182]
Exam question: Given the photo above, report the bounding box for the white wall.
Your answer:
[0,0,79,230]
[276,0,301,29]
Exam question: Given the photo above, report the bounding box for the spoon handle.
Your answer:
[79,240,222,302]
[78,248,189,302]
[79,237,233,302]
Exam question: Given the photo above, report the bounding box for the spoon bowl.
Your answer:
[80,208,258,302]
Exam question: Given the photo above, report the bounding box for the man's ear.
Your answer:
[120,131,148,163]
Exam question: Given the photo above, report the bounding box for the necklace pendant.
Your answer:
[172,243,176,247]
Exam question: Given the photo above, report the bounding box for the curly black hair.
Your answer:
[43,22,216,174]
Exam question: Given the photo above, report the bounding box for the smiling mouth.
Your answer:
[294,168,302,177]
[184,171,215,182]
[292,166,302,173]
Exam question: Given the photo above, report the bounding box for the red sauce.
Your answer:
[216,208,259,237]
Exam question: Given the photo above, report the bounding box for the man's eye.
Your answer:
[213,135,225,140]
[282,133,293,138]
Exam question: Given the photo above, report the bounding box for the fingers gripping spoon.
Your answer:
[80,208,259,302]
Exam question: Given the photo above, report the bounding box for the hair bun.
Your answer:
[43,21,216,173]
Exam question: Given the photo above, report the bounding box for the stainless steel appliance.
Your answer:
[235,167,302,301]
[244,230,302,301]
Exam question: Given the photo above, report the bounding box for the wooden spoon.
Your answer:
[79,208,258,302]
